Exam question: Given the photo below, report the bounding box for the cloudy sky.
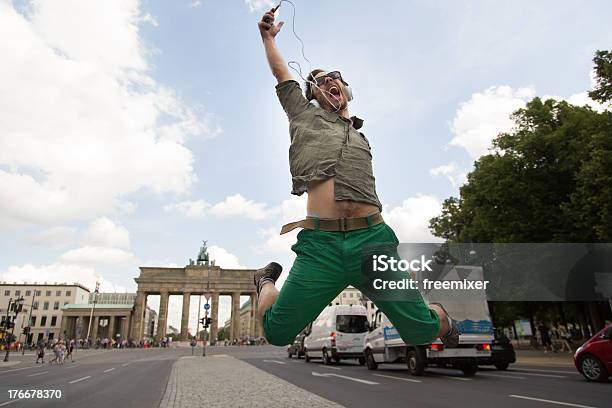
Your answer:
[1,0,610,332]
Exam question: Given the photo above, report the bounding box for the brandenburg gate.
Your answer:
[130,242,259,344]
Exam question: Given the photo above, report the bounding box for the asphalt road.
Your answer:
[240,347,611,408]
[0,346,609,408]
[0,348,191,407]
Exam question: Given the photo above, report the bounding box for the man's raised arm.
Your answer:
[258,8,292,84]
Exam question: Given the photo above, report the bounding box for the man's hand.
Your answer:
[258,8,284,41]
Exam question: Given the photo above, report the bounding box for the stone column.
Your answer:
[210,293,219,345]
[249,293,258,339]
[180,292,191,340]
[156,291,169,341]
[231,292,241,342]
[91,316,100,340]
[108,315,116,341]
[130,291,147,342]
[60,316,69,340]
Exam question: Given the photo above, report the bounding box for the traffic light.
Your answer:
[206,317,212,327]
[22,326,30,335]
[199,317,206,327]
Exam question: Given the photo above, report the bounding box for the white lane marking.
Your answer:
[312,371,379,385]
[0,398,24,407]
[103,368,115,373]
[372,373,422,383]
[27,371,49,377]
[68,375,91,384]
[510,372,567,379]
[509,395,597,408]
[0,366,37,374]
[212,354,228,357]
[512,367,577,375]
[121,363,129,367]
[64,365,79,369]
[438,375,472,381]
[478,373,526,380]
[263,360,286,365]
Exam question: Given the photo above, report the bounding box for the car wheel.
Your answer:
[365,349,378,370]
[460,360,479,376]
[322,348,331,365]
[288,351,292,358]
[580,355,608,382]
[358,357,366,366]
[494,362,509,371]
[407,349,426,376]
[304,349,311,363]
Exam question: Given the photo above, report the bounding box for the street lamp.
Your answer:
[85,282,100,345]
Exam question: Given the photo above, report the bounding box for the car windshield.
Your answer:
[336,315,368,333]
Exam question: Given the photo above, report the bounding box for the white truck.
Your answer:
[363,265,493,376]
[304,305,368,365]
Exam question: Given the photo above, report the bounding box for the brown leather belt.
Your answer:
[280,213,384,235]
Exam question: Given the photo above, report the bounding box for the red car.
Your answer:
[574,324,612,382]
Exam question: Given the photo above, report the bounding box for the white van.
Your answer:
[363,265,494,376]
[304,305,368,365]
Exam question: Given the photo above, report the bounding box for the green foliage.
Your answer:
[430,51,612,243]
[589,50,612,104]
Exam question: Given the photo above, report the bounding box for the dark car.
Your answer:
[287,333,306,359]
[574,324,612,382]
[478,330,516,370]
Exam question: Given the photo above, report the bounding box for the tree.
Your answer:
[589,50,612,104]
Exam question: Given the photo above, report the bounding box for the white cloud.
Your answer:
[244,0,274,12]
[385,195,443,243]
[429,163,467,187]
[165,194,278,221]
[207,194,278,221]
[255,195,306,254]
[81,217,130,249]
[59,246,139,266]
[24,226,77,248]
[0,262,126,293]
[207,245,246,269]
[0,0,214,230]
[450,86,535,159]
[190,0,202,8]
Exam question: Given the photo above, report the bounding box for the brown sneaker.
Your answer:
[254,262,283,294]
[430,302,460,348]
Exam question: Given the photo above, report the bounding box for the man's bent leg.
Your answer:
[260,230,347,346]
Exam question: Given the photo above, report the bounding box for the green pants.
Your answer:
[262,222,440,346]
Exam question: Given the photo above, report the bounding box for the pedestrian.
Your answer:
[67,339,75,362]
[35,342,45,364]
[253,8,459,349]
[556,323,573,353]
[538,322,552,352]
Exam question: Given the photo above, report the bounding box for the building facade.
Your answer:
[331,286,378,322]
[0,282,90,344]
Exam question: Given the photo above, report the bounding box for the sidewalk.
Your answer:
[515,349,575,367]
[159,355,343,408]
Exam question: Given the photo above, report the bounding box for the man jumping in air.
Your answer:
[254,8,459,348]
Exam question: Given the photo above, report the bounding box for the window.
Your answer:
[30,316,36,326]
[45,290,51,297]
[50,316,57,326]
[25,290,31,296]
[33,301,39,310]
[15,290,20,296]
[53,302,59,310]
[56,290,61,296]
[43,302,49,310]
[40,316,47,326]
[66,291,71,297]
[35,290,41,296]
[349,293,354,298]
[336,315,368,333]
[3,290,9,296]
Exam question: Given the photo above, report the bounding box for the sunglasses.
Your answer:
[313,71,344,86]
